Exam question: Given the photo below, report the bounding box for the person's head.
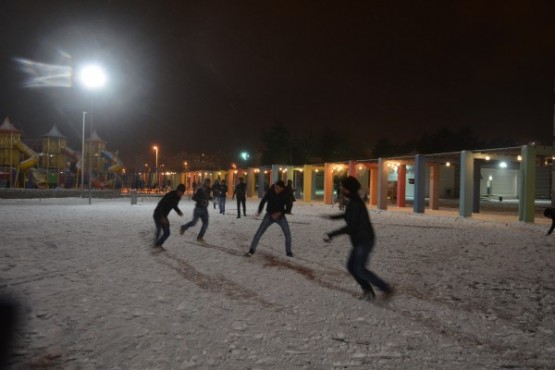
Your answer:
[274,180,285,194]
[287,179,292,185]
[203,178,211,187]
[176,183,185,196]
[341,176,360,198]
[238,177,244,183]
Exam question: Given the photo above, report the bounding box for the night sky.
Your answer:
[1,1,554,168]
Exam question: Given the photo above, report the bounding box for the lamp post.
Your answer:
[79,64,107,204]
[81,111,87,197]
[153,146,159,191]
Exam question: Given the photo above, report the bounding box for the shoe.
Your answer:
[382,286,395,301]
[245,250,254,257]
[197,237,205,243]
[179,225,187,235]
[286,252,293,257]
[237,216,241,218]
[360,289,376,301]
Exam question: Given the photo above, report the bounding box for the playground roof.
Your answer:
[0,117,21,133]
[41,125,67,139]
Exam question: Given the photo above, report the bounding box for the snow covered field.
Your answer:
[1,196,554,369]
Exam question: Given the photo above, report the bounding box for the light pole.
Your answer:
[81,111,87,197]
[153,146,159,191]
[79,64,107,204]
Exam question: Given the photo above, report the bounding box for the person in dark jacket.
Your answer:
[180,178,212,242]
[232,177,247,218]
[245,180,293,257]
[219,180,228,214]
[284,179,296,214]
[324,176,393,300]
[544,207,555,235]
[153,183,185,248]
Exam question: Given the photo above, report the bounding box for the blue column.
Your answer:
[413,154,426,214]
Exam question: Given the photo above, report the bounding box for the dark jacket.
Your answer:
[233,182,246,199]
[153,190,183,218]
[192,185,212,208]
[328,194,375,246]
[220,183,228,196]
[258,185,287,215]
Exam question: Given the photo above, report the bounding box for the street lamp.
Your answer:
[153,146,159,191]
[79,64,107,204]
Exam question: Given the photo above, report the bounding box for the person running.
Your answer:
[153,183,185,249]
[245,180,293,257]
[219,179,228,214]
[180,178,212,242]
[232,177,247,218]
[323,176,394,301]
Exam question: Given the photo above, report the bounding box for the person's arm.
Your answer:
[257,192,269,215]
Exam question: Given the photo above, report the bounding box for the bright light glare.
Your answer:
[499,162,507,168]
[80,65,107,89]
[15,58,72,88]
[241,152,250,161]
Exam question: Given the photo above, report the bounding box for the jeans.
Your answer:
[153,214,170,246]
[249,213,292,254]
[181,207,209,238]
[236,196,246,216]
[347,241,390,293]
[218,196,226,213]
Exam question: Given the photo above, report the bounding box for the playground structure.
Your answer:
[0,117,124,189]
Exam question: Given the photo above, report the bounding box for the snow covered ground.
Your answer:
[1,196,554,369]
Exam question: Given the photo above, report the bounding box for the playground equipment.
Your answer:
[29,168,48,188]
[101,150,123,173]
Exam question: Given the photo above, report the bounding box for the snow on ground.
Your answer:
[1,196,554,370]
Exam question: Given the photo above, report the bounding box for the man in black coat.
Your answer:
[324,176,393,301]
[153,183,185,248]
[245,180,293,257]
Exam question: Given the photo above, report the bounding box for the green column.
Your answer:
[518,145,536,222]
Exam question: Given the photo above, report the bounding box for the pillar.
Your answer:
[459,150,474,218]
[429,163,440,210]
[303,165,313,203]
[324,163,334,205]
[413,154,426,214]
[377,158,388,210]
[396,164,406,207]
[518,145,536,223]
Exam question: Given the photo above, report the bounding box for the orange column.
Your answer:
[348,160,357,177]
[324,163,334,205]
[396,164,406,207]
[429,163,440,210]
[369,166,378,206]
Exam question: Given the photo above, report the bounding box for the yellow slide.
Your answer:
[15,140,39,170]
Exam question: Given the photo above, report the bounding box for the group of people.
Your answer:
[153,176,394,301]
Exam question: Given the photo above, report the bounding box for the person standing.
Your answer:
[180,178,212,242]
[219,179,228,214]
[212,179,221,210]
[232,177,247,218]
[153,183,185,248]
[245,180,293,257]
[323,176,394,301]
[284,179,296,214]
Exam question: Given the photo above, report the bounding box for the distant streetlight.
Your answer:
[153,146,159,190]
[240,152,250,161]
[79,64,107,204]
